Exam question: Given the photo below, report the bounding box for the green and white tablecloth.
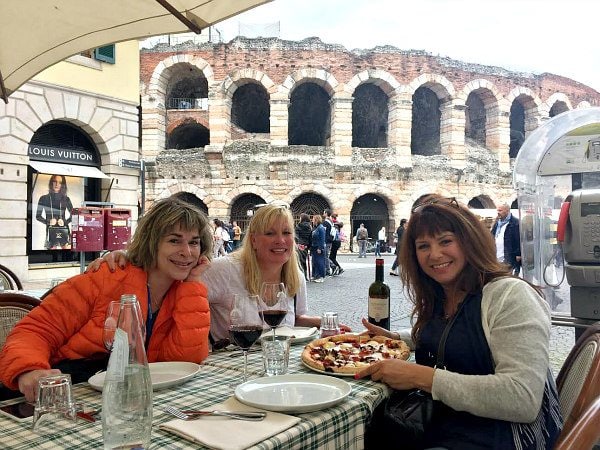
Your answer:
[0,344,390,449]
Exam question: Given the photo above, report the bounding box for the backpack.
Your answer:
[330,223,337,239]
[221,228,230,242]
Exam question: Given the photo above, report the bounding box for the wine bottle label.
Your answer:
[369,297,389,321]
[106,328,129,382]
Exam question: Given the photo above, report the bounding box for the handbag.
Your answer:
[48,225,70,248]
[365,301,465,450]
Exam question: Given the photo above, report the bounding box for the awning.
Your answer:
[0,0,272,102]
[29,161,111,179]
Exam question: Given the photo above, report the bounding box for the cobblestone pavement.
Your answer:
[306,253,575,375]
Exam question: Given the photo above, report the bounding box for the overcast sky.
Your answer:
[215,0,600,92]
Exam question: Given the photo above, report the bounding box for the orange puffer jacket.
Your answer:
[0,264,210,390]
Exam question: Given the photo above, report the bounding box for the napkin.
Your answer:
[159,397,301,450]
[265,326,318,339]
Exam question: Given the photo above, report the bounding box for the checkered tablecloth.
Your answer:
[0,344,390,449]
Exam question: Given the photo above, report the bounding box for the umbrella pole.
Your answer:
[0,70,7,104]
[155,0,203,34]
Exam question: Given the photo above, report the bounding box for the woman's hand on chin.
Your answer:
[185,255,211,282]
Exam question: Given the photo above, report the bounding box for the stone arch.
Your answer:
[460,80,502,152]
[467,194,496,209]
[408,73,455,99]
[545,92,573,117]
[281,68,339,98]
[166,116,209,134]
[345,69,401,97]
[577,101,592,109]
[224,185,277,208]
[147,55,215,101]
[507,87,543,158]
[222,68,277,98]
[287,76,334,146]
[157,182,211,203]
[143,55,214,160]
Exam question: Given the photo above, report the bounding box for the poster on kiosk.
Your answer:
[513,107,600,325]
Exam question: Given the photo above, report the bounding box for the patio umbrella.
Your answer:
[0,0,272,103]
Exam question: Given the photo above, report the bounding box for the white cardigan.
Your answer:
[402,277,551,423]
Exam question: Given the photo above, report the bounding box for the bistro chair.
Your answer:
[0,264,23,291]
[0,292,40,350]
[555,322,600,438]
[553,395,600,450]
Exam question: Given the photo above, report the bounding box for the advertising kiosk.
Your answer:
[514,107,600,331]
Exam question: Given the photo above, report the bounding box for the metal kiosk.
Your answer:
[514,107,600,334]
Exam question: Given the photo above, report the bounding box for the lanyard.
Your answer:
[146,285,158,349]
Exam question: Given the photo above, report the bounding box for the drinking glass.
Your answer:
[259,282,289,339]
[103,300,145,351]
[228,294,263,385]
[32,374,77,433]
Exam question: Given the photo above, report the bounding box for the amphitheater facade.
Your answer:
[139,37,600,238]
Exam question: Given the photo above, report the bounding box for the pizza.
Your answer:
[301,334,410,375]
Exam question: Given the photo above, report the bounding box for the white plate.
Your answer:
[301,360,357,377]
[88,361,200,391]
[234,374,351,413]
[258,326,319,344]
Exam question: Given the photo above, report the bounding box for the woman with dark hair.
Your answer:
[329,222,344,275]
[358,196,562,449]
[35,174,74,249]
[1,197,213,401]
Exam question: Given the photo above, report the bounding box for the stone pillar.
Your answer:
[141,95,166,161]
[440,100,466,170]
[488,104,511,172]
[208,84,231,146]
[329,95,353,164]
[389,93,412,168]
[270,93,289,146]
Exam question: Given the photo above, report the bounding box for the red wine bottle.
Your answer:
[368,258,390,330]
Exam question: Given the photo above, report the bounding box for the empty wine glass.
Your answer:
[259,282,289,339]
[103,300,145,351]
[228,294,263,385]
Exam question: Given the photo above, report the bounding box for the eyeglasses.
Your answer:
[411,196,459,214]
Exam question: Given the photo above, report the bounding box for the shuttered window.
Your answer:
[94,45,115,64]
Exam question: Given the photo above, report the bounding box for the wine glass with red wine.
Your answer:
[259,282,289,339]
[228,294,264,384]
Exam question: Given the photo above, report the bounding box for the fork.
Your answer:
[164,406,266,421]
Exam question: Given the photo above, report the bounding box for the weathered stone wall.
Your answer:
[139,37,600,222]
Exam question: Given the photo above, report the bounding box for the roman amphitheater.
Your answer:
[139,36,600,238]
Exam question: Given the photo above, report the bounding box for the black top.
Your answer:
[416,291,561,450]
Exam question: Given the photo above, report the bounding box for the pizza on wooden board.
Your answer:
[301,334,411,375]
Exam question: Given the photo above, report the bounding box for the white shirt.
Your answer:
[495,222,507,262]
[378,228,386,241]
[200,255,308,341]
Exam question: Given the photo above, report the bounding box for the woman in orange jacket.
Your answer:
[0,197,213,401]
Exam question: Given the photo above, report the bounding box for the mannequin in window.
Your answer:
[35,174,74,249]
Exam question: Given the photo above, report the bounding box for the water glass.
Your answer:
[320,312,341,338]
[261,335,291,376]
[32,374,77,432]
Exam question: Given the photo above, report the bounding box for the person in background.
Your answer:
[311,214,327,283]
[0,197,213,402]
[356,223,369,258]
[376,226,386,256]
[231,221,242,250]
[357,196,562,449]
[213,218,227,258]
[295,213,313,281]
[35,174,74,250]
[323,209,335,276]
[89,203,350,345]
[390,218,407,276]
[491,203,521,276]
[329,222,344,275]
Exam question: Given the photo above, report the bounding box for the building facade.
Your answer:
[0,41,140,283]
[138,37,600,243]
